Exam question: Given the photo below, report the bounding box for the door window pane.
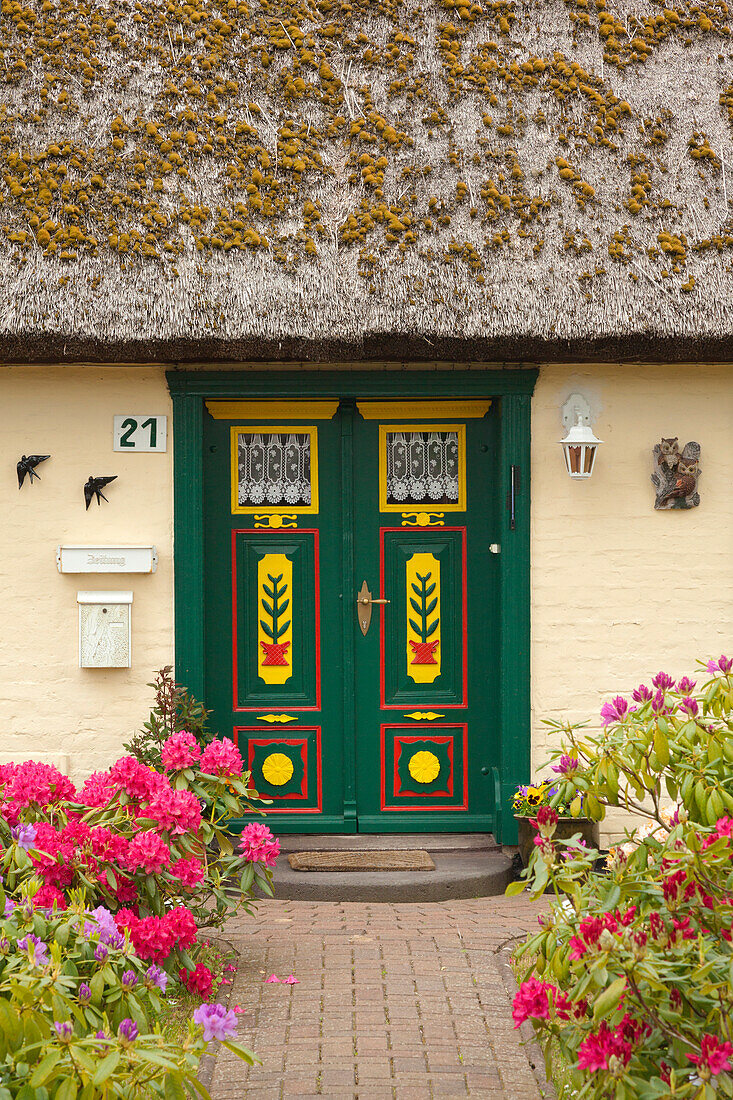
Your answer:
[384,429,462,508]
[232,428,318,513]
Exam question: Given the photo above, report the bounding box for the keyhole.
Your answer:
[102,608,108,614]
[209,445,218,453]
[480,444,488,453]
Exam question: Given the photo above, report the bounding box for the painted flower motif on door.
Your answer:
[257,553,293,685]
[406,552,441,684]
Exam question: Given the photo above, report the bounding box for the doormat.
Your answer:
[288,851,436,872]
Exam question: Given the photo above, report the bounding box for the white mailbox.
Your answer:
[78,591,133,669]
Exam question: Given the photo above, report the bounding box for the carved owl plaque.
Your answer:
[651,439,701,510]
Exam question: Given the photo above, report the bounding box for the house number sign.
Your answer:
[113,415,167,452]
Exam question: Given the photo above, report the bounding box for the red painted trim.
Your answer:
[233,726,323,814]
[231,529,321,712]
[379,527,468,710]
[380,724,469,812]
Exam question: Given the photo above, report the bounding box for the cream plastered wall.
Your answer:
[1,366,173,784]
[530,362,733,841]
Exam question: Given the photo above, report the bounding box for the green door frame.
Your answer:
[166,368,538,844]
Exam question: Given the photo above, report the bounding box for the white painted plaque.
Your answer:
[78,591,132,668]
[113,415,167,452]
[57,546,157,574]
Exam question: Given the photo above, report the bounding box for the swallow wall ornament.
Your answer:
[84,475,117,509]
[17,455,50,488]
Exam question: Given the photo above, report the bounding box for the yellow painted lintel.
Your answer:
[207,400,339,420]
[357,400,491,420]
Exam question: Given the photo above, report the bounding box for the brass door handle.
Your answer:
[357,580,389,636]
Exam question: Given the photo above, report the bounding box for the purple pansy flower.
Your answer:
[193,1002,239,1042]
[11,824,37,851]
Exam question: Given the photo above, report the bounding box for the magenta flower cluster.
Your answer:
[238,823,280,868]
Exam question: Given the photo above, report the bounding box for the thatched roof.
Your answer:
[3,0,733,362]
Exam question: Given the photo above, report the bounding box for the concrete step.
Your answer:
[268,834,512,902]
[277,832,501,853]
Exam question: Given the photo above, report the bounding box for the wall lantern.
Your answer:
[559,393,603,479]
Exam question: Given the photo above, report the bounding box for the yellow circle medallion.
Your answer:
[408,750,441,784]
[261,752,294,787]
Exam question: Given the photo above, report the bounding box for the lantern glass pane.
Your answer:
[568,445,582,474]
[584,445,596,475]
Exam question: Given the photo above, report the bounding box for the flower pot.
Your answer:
[515,815,600,867]
[409,640,440,665]
[260,641,290,667]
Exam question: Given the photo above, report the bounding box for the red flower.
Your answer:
[179,963,214,999]
[511,979,567,1028]
[166,906,198,949]
[688,1035,733,1077]
[577,1022,632,1072]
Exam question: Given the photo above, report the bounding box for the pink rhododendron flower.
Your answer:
[677,677,697,694]
[110,756,170,804]
[125,830,171,875]
[180,963,214,998]
[33,884,67,910]
[79,771,118,808]
[632,684,653,703]
[600,696,634,727]
[679,696,699,717]
[200,738,243,777]
[239,823,281,866]
[0,762,76,825]
[707,655,733,674]
[130,916,175,963]
[512,979,568,1028]
[161,730,202,770]
[550,755,579,774]
[172,857,206,889]
[147,789,202,835]
[577,1022,633,1072]
[166,906,198,949]
[652,671,675,691]
[688,1035,733,1077]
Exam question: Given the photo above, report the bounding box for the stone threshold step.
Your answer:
[269,848,512,902]
[275,832,500,853]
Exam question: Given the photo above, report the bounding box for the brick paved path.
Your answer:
[209,897,548,1100]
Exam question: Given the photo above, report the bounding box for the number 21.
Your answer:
[119,417,157,448]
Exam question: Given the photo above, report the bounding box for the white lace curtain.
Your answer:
[386,431,460,505]
[237,432,312,507]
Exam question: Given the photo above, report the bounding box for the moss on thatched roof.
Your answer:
[3,0,733,359]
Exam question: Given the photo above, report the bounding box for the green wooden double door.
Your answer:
[203,398,500,833]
